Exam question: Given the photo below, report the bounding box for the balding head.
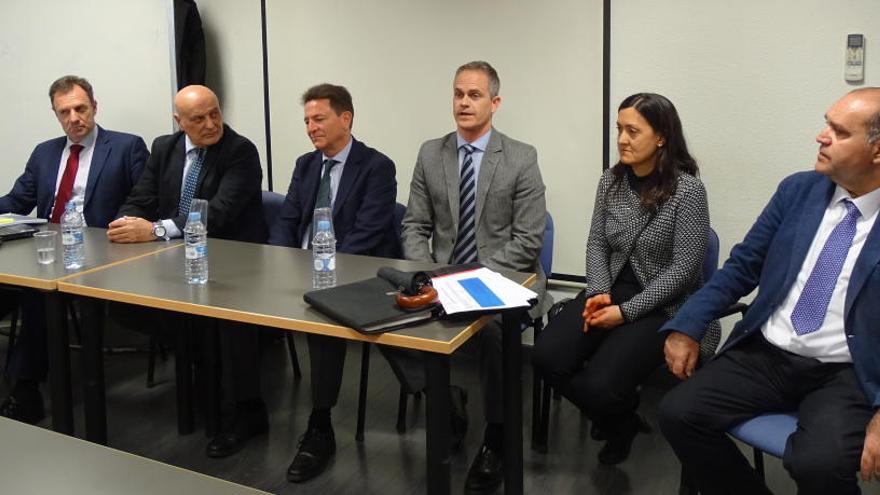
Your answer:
[848,87,880,143]
[173,85,223,147]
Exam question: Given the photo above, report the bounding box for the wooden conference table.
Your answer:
[0,416,268,494]
[0,225,180,435]
[57,237,535,495]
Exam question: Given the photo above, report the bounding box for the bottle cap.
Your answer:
[317,220,332,231]
[188,211,201,222]
[65,201,76,210]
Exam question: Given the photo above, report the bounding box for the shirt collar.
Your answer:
[323,136,353,165]
[66,125,98,150]
[456,129,492,152]
[831,184,880,221]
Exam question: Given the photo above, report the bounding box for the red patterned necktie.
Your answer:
[50,144,84,223]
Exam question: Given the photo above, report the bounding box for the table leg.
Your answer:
[502,310,523,495]
[80,297,107,444]
[175,316,194,435]
[46,291,73,435]
[203,319,221,438]
[424,351,451,495]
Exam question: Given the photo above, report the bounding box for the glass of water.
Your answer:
[33,230,57,265]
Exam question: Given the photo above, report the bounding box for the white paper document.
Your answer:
[0,214,48,226]
[431,267,537,315]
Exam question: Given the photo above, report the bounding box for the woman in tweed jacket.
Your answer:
[533,93,713,465]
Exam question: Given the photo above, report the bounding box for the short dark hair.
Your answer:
[301,83,354,117]
[49,75,95,107]
[611,93,699,209]
[455,61,500,97]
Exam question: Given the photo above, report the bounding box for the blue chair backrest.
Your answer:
[392,202,406,259]
[702,228,720,284]
[540,213,554,277]
[262,190,285,232]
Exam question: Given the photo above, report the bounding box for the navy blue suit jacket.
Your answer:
[0,126,148,228]
[662,171,880,406]
[268,138,398,257]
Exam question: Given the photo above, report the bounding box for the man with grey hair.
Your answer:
[381,61,547,495]
[0,75,148,424]
[660,88,880,494]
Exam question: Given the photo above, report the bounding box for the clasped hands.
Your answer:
[107,216,154,243]
[581,293,623,332]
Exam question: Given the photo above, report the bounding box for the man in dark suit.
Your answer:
[659,87,880,495]
[0,75,148,424]
[268,83,397,483]
[108,85,268,458]
[383,61,546,495]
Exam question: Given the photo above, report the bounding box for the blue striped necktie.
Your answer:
[178,148,206,216]
[453,144,478,264]
[790,199,861,335]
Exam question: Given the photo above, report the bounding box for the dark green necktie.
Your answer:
[315,159,339,209]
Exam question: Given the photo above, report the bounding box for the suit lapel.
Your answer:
[169,136,187,205]
[845,211,880,318]
[84,127,110,208]
[333,139,363,217]
[443,134,460,230]
[783,179,835,289]
[40,138,67,217]
[475,131,501,227]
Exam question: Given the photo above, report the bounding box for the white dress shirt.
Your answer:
[51,125,98,224]
[762,184,880,362]
[300,137,352,248]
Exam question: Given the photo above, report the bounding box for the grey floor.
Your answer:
[1,309,877,495]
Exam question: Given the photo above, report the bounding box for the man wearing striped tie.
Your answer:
[109,85,269,460]
[382,61,547,495]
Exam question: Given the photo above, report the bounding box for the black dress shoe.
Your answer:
[597,414,650,465]
[464,443,504,495]
[206,405,269,458]
[450,385,469,450]
[287,426,336,483]
[0,392,45,425]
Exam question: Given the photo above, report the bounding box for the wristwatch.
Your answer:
[152,221,169,241]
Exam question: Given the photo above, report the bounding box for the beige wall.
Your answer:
[0,0,175,193]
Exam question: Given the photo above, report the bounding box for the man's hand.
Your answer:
[861,411,880,482]
[107,216,154,243]
[582,293,612,332]
[587,305,624,330]
[664,331,700,379]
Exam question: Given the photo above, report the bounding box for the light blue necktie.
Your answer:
[790,199,861,335]
[178,148,206,216]
[452,144,477,264]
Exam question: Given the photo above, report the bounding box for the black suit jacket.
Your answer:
[118,124,267,243]
[268,137,397,257]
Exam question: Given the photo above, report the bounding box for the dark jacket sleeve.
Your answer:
[336,154,397,255]
[0,147,43,216]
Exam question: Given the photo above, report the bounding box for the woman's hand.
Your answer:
[587,305,624,330]
[582,294,612,332]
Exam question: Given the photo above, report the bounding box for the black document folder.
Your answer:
[304,277,437,334]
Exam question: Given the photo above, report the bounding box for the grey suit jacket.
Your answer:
[402,129,548,310]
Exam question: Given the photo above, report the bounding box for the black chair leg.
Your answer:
[146,334,158,388]
[396,386,409,433]
[5,306,20,373]
[530,316,548,452]
[285,333,302,379]
[679,464,699,495]
[356,342,370,441]
[753,447,765,481]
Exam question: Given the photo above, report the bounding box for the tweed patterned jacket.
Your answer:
[585,168,721,353]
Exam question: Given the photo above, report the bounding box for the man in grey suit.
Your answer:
[380,60,546,495]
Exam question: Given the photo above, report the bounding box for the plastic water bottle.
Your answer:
[61,200,85,269]
[184,211,208,284]
[312,220,336,289]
